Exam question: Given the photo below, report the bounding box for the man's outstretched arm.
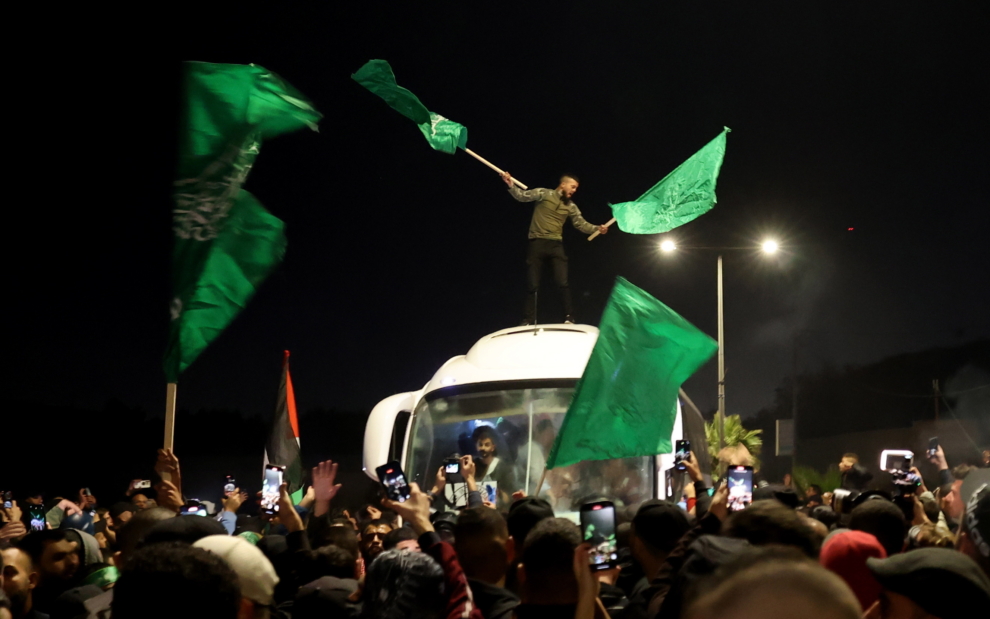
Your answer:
[501,171,547,202]
[570,203,609,236]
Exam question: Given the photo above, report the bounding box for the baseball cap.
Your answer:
[752,484,800,509]
[819,530,886,611]
[194,534,279,606]
[867,547,990,618]
[507,496,554,545]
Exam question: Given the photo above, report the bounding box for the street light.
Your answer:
[660,241,780,477]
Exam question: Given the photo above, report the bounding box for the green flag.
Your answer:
[164,62,322,383]
[352,59,467,154]
[545,277,718,470]
[611,128,730,235]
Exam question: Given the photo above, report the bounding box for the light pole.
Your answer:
[660,237,779,478]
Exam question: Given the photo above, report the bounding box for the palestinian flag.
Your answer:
[265,350,303,502]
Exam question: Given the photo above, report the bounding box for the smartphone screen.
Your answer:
[580,501,618,571]
[727,466,754,512]
[182,501,208,517]
[27,504,46,531]
[375,461,411,502]
[261,465,284,513]
[224,475,237,497]
[2,491,11,510]
[927,437,938,459]
[674,440,691,471]
[444,459,460,476]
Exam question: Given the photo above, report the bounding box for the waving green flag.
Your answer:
[164,62,322,383]
[545,277,717,470]
[352,59,467,154]
[611,128,730,235]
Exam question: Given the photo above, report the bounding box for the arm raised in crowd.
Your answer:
[383,483,484,619]
[683,452,711,518]
[645,481,729,618]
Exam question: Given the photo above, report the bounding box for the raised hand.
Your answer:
[154,480,183,513]
[381,482,433,535]
[684,451,704,483]
[311,460,343,517]
[277,482,304,533]
[460,454,478,491]
[500,171,514,187]
[710,480,730,522]
[222,488,245,513]
[0,521,27,543]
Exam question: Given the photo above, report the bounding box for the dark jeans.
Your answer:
[524,238,573,323]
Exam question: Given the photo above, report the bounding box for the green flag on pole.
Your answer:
[610,128,730,235]
[545,277,718,470]
[352,59,467,154]
[164,62,322,383]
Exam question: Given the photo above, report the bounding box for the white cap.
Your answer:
[193,535,279,605]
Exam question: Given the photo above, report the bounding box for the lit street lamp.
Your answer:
[660,238,780,476]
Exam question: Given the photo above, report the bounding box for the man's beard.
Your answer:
[7,590,28,615]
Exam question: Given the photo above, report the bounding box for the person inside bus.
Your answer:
[472,426,519,507]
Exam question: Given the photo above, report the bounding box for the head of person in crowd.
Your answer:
[359,519,393,564]
[301,544,359,584]
[431,511,457,545]
[838,453,859,474]
[111,507,177,569]
[18,530,81,590]
[113,542,241,619]
[819,530,886,611]
[753,484,800,509]
[810,505,840,530]
[140,512,227,548]
[194,534,279,619]
[684,546,862,619]
[805,484,823,507]
[534,419,556,452]
[910,523,955,548]
[1,547,41,619]
[848,498,907,557]
[721,499,820,558]
[454,506,514,586]
[472,425,500,467]
[517,517,581,606]
[360,548,445,619]
[956,471,990,578]
[866,547,990,619]
[130,493,150,511]
[22,494,43,508]
[506,496,554,549]
[312,524,361,565]
[918,493,940,524]
[383,526,420,552]
[630,500,690,578]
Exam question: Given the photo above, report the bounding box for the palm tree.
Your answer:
[705,414,763,475]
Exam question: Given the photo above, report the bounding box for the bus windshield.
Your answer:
[406,384,654,517]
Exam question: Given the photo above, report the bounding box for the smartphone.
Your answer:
[580,500,618,571]
[27,504,46,531]
[261,465,285,514]
[224,475,237,497]
[375,461,411,503]
[444,459,461,476]
[727,466,754,512]
[181,500,208,517]
[927,437,939,459]
[674,440,691,472]
[2,491,11,510]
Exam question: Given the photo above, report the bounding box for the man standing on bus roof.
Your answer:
[500,171,609,326]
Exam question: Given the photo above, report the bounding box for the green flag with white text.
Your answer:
[545,277,717,469]
[352,59,467,154]
[610,128,730,235]
[164,62,321,383]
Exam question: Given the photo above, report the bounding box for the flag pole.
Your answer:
[587,217,616,241]
[534,468,548,497]
[461,148,528,189]
[162,382,177,482]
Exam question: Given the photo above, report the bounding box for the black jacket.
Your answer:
[467,579,519,619]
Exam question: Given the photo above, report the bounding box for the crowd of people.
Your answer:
[1,442,988,619]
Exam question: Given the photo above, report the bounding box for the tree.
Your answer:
[705,414,763,475]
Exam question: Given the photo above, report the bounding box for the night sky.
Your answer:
[9,3,988,427]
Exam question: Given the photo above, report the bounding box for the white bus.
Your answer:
[362,323,703,519]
